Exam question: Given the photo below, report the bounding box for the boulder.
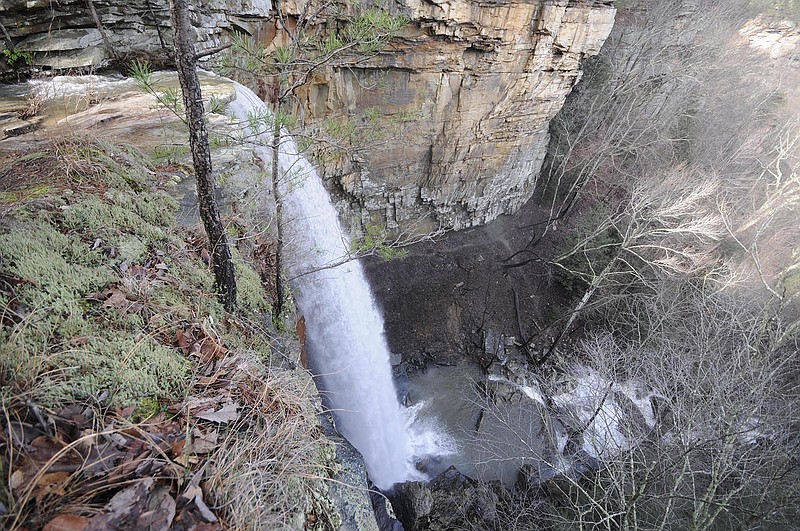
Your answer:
[391,482,433,530]
[392,466,499,531]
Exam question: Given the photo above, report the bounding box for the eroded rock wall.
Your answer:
[0,0,270,67]
[298,0,616,231]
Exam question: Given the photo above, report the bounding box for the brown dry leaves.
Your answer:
[1,318,280,530]
[3,320,241,530]
[4,401,222,531]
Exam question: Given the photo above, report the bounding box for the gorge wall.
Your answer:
[302,0,616,231]
[0,0,615,231]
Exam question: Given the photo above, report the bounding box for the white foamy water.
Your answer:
[226,82,451,489]
[28,74,133,99]
[551,367,661,461]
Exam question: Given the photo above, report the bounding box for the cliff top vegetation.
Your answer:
[0,134,340,530]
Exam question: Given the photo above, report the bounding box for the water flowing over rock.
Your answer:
[224,81,439,489]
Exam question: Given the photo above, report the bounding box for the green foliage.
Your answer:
[129,59,152,90]
[133,396,165,421]
[314,8,408,56]
[208,95,229,115]
[320,34,346,56]
[362,107,382,122]
[2,46,33,68]
[221,32,267,77]
[223,6,406,92]
[246,108,272,135]
[153,143,190,163]
[0,137,282,411]
[0,142,195,407]
[35,335,189,408]
[393,108,422,123]
[275,109,298,129]
[0,184,51,205]
[324,117,357,140]
[159,86,182,112]
[345,9,408,54]
[60,192,174,247]
[209,135,230,148]
[296,136,313,153]
[129,59,186,119]
[233,248,271,313]
[351,222,408,261]
[274,45,295,66]
[0,221,114,341]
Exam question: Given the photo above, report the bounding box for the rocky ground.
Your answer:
[363,197,570,376]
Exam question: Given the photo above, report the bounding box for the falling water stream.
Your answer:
[19,72,664,493]
[226,83,448,490]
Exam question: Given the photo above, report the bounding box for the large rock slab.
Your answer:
[391,466,500,531]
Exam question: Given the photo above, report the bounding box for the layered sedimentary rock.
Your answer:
[0,0,615,230]
[300,0,616,231]
[0,0,271,67]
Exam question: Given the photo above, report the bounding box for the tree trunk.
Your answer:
[170,0,237,311]
[271,116,285,319]
[86,0,116,61]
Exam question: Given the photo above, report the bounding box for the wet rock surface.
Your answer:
[391,467,501,531]
[320,416,382,531]
[364,197,564,377]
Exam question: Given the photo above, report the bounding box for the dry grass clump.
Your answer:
[204,352,340,531]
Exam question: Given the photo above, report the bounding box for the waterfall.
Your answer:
[32,71,450,489]
[227,83,419,490]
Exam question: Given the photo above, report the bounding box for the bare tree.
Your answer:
[477,3,800,527]
[474,282,800,530]
[170,0,237,311]
[536,166,726,357]
[504,0,800,358]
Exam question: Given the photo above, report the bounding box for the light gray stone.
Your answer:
[17,29,103,52]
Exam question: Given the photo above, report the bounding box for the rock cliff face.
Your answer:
[303,0,616,231]
[0,0,615,231]
[0,0,271,67]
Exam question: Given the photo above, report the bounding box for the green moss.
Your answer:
[234,250,270,314]
[118,235,149,264]
[35,334,188,407]
[134,396,164,421]
[114,189,179,226]
[0,185,51,204]
[0,221,114,340]
[0,137,279,413]
[61,195,167,245]
[171,255,215,293]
